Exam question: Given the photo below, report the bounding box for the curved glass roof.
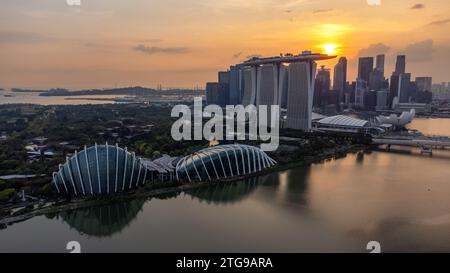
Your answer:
[317,115,369,128]
[176,144,276,182]
[53,143,147,196]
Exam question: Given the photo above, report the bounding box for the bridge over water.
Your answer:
[372,134,450,155]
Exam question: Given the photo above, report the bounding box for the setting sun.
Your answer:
[322,44,338,55]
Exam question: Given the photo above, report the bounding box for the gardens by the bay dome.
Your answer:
[53,143,277,196]
[175,144,276,182]
[52,143,148,196]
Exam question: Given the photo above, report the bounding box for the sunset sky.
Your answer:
[0,0,449,90]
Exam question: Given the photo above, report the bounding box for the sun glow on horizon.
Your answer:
[322,44,338,55]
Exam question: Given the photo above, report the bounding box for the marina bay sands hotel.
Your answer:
[206,51,336,131]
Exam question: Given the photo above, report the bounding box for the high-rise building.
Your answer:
[206,82,219,105]
[279,66,289,109]
[389,73,400,107]
[256,64,278,124]
[241,67,257,106]
[376,54,385,78]
[333,57,347,103]
[256,64,287,107]
[257,65,276,101]
[314,65,331,107]
[395,55,406,75]
[398,73,412,103]
[354,78,367,107]
[376,90,389,110]
[369,69,386,91]
[415,77,432,92]
[206,82,228,106]
[364,90,378,110]
[286,61,317,131]
[358,57,374,84]
[228,66,241,105]
[218,71,230,85]
[344,82,352,105]
[327,89,340,106]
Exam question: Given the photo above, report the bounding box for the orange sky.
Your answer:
[0,0,449,89]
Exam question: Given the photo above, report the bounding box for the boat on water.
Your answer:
[3,94,16,97]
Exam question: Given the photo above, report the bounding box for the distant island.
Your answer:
[11,88,47,93]
[38,86,204,97]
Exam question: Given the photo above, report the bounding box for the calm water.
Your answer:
[0,91,126,105]
[1,118,450,252]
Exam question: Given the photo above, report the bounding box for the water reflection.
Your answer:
[55,199,145,237]
[271,166,311,207]
[185,166,312,208]
[185,176,271,205]
[356,151,365,164]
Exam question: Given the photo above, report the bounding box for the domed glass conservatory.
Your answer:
[175,144,276,182]
[53,143,148,196]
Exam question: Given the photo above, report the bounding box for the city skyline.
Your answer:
[0,0,449,89]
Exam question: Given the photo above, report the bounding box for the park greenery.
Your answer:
[0,103,364,213]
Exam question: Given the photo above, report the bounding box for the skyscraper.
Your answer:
[256,64,278,124]
[415,77,432,92]
[241,67,257,106]
[206,82,228,106]
[286,61,317,131]
[358,57,374,83]
[206,82,219,105]
[333,57,347,103]
[228,65,241,105]
[364,90,378,110]
[218,71,230,85]
[369,69,387,91]
[388,55,408,108]
[314,65,331,107]
[354,78,366,107]
[376,90,389,110]
[395,55,406,75]
[376,54,385,77]
[254,64,288,124]
[389,73,400,106]
[398,73,411,103]
[256,64,287,108]
[280,65,289,109]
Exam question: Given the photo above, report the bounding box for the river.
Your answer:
[0,91,127,105]
[0,118,449,252]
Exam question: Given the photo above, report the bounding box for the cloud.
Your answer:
[399,39,434,62]
[313,9,333,14]
[427,18,450,26]
[133,44,189,55]
[358,43,390,57]
[410,3,425,9]
[0,31,48,43]
[232,52,243,58]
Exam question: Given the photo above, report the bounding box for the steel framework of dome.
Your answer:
[175,144,276,182]
[52,143,148,196]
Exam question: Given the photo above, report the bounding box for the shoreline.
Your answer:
[0,144,365,227]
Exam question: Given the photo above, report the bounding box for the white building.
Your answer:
[285,61,317,131]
